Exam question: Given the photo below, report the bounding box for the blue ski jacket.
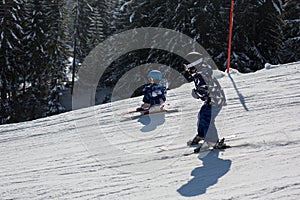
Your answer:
[142,84,166,106]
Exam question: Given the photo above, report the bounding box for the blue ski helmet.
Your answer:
[147,70,162,83]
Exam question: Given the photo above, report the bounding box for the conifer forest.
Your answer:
[0,0,299,124]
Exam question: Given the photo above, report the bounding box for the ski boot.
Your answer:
[214,138,230,149]
[187,135,204,146]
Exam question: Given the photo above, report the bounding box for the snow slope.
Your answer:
[0,62,300,200]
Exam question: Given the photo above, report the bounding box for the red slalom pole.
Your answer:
[227,0,235,73]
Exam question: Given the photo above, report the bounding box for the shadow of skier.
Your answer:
[228,74,249,111]
[138,112,166,132]
[177,150,231,197]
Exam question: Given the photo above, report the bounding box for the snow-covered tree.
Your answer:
[282,0,300,61]
[0,0,25,123]
[0,0,68,123]
[72,0,94,62]
[108,0,133,34]
[46,0,68,116]
[70,0,93,94]
[90,0,107,43]
[21,1,57,120]
[189,0,230,66]
[227,0,285,72]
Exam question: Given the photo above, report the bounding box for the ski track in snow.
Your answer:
[0,63,300,199]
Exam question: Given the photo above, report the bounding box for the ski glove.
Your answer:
[192,88,208,101]
[192,89,200,99]
[196,85,208,92]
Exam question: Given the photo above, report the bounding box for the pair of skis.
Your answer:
[121,106,179,121]
[184,137,233,156]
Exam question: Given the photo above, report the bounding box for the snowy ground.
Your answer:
[0,62,299,200]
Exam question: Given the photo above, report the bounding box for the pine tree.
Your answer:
[90,0,107,43]
[0,0,25,123]
[74,0,94,61]
[228,0,285,72]
[46,0,68,116]
[283,0,300,61]
[70,0,93,94]
[256,0,284,64]
[96,0,194,94]
[109,0,135,34]
[20,1,52,121]
[8,0,68,121]
[189,0,230,62]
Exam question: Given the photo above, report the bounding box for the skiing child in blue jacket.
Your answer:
[137,70,167,111]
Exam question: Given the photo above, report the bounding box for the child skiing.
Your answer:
[184,52,227,150]
[137,70,167,112]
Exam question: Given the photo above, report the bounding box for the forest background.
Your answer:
[0,0,299,124]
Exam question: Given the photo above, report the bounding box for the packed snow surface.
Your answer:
[0,62,299,199]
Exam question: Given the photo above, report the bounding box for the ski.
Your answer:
[183,142,231,156]
[183,141,250,156]
[122,104,171,115]
[121,108,149,115]
[120,108,179,121]
[186,135,237,148]
[184,138,231,156]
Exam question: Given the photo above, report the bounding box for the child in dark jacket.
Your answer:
[184,52,226,148]
[137,70,167,112]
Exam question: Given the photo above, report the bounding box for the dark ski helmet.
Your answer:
[148,70,162,83]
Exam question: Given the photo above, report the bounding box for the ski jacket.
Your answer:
[142,84,166,106]
[188,72,211,104]
[188,71,226,107]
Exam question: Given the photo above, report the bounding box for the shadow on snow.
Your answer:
[177,150,231,197]
[228,74,249,111]
[138,112,166,132]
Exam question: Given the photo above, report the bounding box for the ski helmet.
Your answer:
[184,51,203,71]
[147,70,162,83]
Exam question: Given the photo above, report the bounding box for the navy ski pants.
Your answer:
[197,104,221,143]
